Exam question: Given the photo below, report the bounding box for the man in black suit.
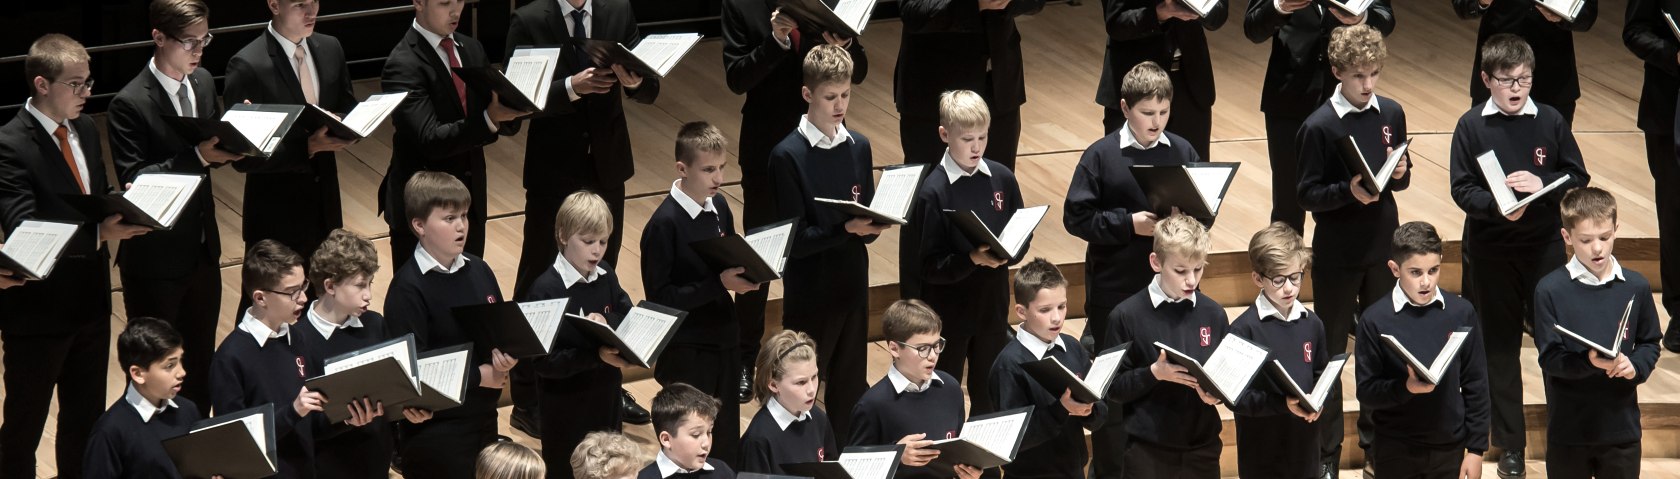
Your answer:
[1097,0,1228,162]
[382,0,525,268]
[504,0,662,432]
[0,34,149,479]
[1246,0,1392,235]
[1625,0,1680,353]
[224,0,357,307]
[1454,0,1596,124]
[107,0,243,411]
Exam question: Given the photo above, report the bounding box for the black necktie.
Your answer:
[571,9,588,71]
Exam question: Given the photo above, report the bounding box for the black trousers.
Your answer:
[933,326,1009,415]
[0,319,110,479]
[1645,133,1680,340]
[1370,438,1462,479]
[1465,241,1565,451]
[120,254,222,409]
[735,115,783,367]
[655,344,742,465]
[1087,297,1127,479]
[785,301,867,445]
[1264,114,1309,234]
[1311,261,1390,463]
[1546,442,1640,479]
[897,108,1023,300]
[399,415,497,479]
[1119,440,1220,479]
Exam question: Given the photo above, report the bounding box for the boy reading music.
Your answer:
[638,383,736,479]
[83,318,202,478]
[988,258,1105,479]
[1532,187,1661,478]
[849,300,982,479]
[740,330,838,475]
[1227,223,1328,479]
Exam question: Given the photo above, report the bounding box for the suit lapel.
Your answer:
[307,36,339,105]
[73,118,103,193]
[409,29,465,118]
[142,71,176,117]
[18,109,84,194]
[265,33,306,104]
[191,71,217,118]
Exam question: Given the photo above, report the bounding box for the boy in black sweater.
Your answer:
[1355,221,1490,478]
[740,330,839,475]
[988,258,1105,479]
[1448,34,1590,475]
[1227,223,1329,479]
[850,300,982,479]
[84,318,201,478]
[1532,187,1661,478]
[383,171,518,479]
[1103,214,1228,479]
[914,90,1027,416]
[1293,24,1408,471]
[639,383,737,479]
[209,240,328,479]
[527,189,637,479]
[642,122,761,466]
[768,44,887,443]
[299,229,432,478]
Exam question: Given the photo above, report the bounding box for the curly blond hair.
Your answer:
[1328,24,1387,72]
[569,432,641,479]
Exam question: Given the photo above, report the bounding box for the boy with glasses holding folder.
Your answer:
[849,300,982,479]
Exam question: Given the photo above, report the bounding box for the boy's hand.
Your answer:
[197,137,243,164]
[609,64,643,90]
[1150,350,1198,387]
[306,126,354,156]
[100,214,151,242]
[490,348,518,372]
[1589,350,1637,379]
[293,386,326,417]
[1405,366,1437,394]
[969,246,1008,268]
[587,312,609,324]
[599,346,632,368]
[845,217,890,236]
[1059,389,1094,416]
[1460,452,1484,479]
[403,407,433,424]
[486,93,531,123]
[953,465,982,479]
[344,398,383,427]
[1132,211,1159,236]
[1349,175,1379,205]
[0,264,22,289]
[979,0,1012,10]
[1277,0,1312,12]
[1194,385,1221,405]
[1504,204,1527,222]
[570,67,617,96]
[1389,148,1409,180]
[896,433,940,466]
[1328,5,1364,24]
[1286,397,1321,422]
[1505,170,1543,193]
[720,267,761,293]
[770,8,798,44]
[821,32,853,48]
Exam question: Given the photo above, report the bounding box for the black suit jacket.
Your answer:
[896,0,1044,117]
[1095,0,1228,110]
[0,107,112,334]
[1625,0,1680,135]
[505,0,660,189]
[382,27,507,225]
[722,0,870,126]
[106,65,221,278]
[1245,0,1395,119]
[1453,0,1597,107]
[224,32,354,250]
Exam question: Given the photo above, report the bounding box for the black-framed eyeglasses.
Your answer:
[262,280,310,300]
[1265,272,1304,288]
[1490,75,1533,88]
[172,33,214,52]
[894,338,947,359]
[55,80,94,95]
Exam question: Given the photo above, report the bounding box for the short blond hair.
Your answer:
[1247,222,1311,277]
[754,329,818,403]
[475,441,545,479]
[675,121,727,165]
[1328,24,1387,71]
[1153,214,1210,262]
[1560,187,1618,230]
[1120,61,1172,106]
[569,432,641,479]
[938,90,991,132]
[309,229,379,296]
[554,190,614,248]
[882,299,941,343]
[404,171,472,223]
[25,34,89,89]
[802,44,853,88]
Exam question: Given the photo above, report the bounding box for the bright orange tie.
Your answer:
[53,125,85,194]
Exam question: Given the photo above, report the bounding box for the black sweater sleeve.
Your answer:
[1063,150,1138,246]
[1459,323,1491,454]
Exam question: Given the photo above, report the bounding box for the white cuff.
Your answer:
[195,145,209,168]
[1273,0,1289,14]
[483,111,498,134]
[565,76,582,102]
[775,34,793,50]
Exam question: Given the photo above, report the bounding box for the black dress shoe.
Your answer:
[1362,459,1375,479]
[739,366,753,404]
[1497,449,1525,479]
[511,406,542,439]
[1664,330,1680,353]
[1319,461,1336,479]
[622,389,652,425]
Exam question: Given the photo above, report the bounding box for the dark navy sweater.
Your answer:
[916,158,1027,337]
[526,260,637,459]
[382,254,505,426]
[767,127,878,321]
[848,369,966,479]
[739,403,839,474]
[1227,305,1328,479]
[1448,101,1590,259]
[988,332,1107,479]
[1533,265,1662,446]
[1296,95,1410,266]
[1062,130,1201,310]
[1105,290,1228,451]
[295,310,395,479]
[210,321,318,479]
[636,457,736,479]
[83,394,201,479]
[1354,290,1489,454]
[640,192,738,347]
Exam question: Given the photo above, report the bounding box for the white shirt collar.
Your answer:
[267,22,310,61]
[413,245,468,275]
[1390,284,1447,312]
[1117,121,1170,150]
[1013,325,1067,360]
[1329,84,1380,118]
[1254,293,1307,322]
[938,149,991,184]
[885,364,942,393]
[765,396,811,431]
[654,449,713,477]
[1480,98,1538,117]
[238,309,291,347]
[306,300,364,341]
[1565,255,1625,286]
[798,114,852,149]
[124,383,178,423]
[411,19,455,53]
[554,254,608,289]
[23,98,65,134]
[670,179,718,219]
[1147,274,1198,308]
[558,0,593,17]
[145,58,193,115]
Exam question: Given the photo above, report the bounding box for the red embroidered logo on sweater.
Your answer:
[818,447,825,461]
[295,356,307,379]
[851,185,861,202]
[1533,147,1548,166]
[1199,327,1211,347]
[1303,342,1313,363]
[993,191,1005,211]
[487,295,497,303]
[946,430,957,439]
[1381,125,1393,146]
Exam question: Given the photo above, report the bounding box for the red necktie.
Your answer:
[789,28,802,50]
[53,125,86,194]
[439,36,468,113]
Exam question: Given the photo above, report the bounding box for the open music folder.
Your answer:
[162,103,302,159]
[1474,150,1572,216]
[690,218,797,284]
[454,47,563,113]
[1181,0,1220,18]
[452,298,569,358]
[1666,12,1680,40]
[60,173,204,231]
[572,33,704,79]
[1129,162,1239,228]
[303,92,407,140]
[1380,327,1473,385]
[1326,0,1376,16]
[304,334,421,423]
[1553,296,1636,359]
[384,343,472,420]
[1157,334,1270,404]
[1340,136,1411,196]
[927,406,1034,474]
[1535,0,1585,21]
[943,205,1049,262]
[0,220,79,280]
[814,164,927,225]
[1264,354,1350,414]
[776,0,877,38]
[563,302,687,368]
[1021,344,1128,404]
[163,403,277,479]
[781,445,904,479]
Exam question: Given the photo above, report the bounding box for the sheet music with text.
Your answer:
[839,449,899,479]
[1474,151,1571,215]
[619,307,681,362]
[3,220,77,277]
[1185,166,1233,215]
[1085,348,1126,397]
[418,349,470,402]
[192,413,270,459]
[503,56,552,107]
[339,92,407,137]
[124,174,201,227]
[995,206,1048,257]
[1381,329,1471,384]
[630,34,703,77]
[1535,0,1583,21]
[518,298,568,355]
[869,165,926,220]
[323,338,414,383]
[220,109,288,154]
[955,410,1029,459]
[831,0,875,33]
[1200,334,1269,400]
[746,222,794,273]
[1270,356,1349,411]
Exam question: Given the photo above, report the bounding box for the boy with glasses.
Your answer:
[849,300,982,479]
